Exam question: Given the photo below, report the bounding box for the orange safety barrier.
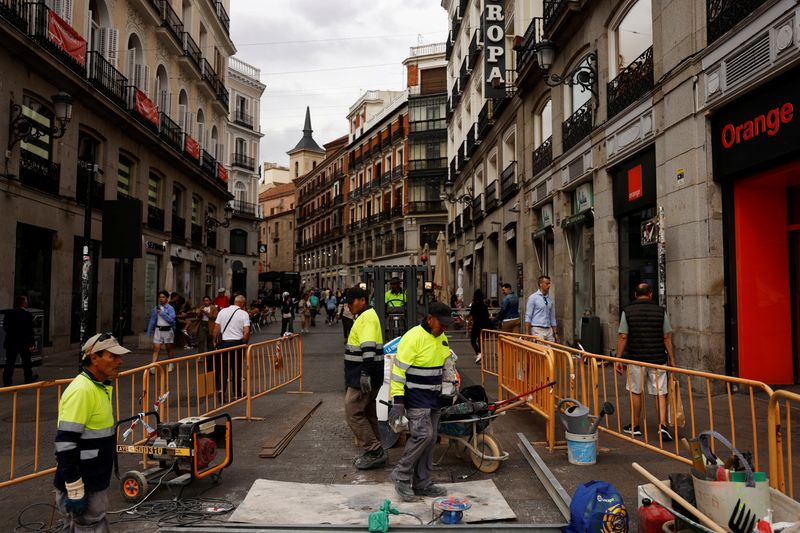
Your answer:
[0,334,303,489]
[496,335,557,449]
[768,389,800,496]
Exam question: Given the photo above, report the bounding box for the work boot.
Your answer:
[414,484,447,497]
[354,448,387,470]
[394,480,416,502]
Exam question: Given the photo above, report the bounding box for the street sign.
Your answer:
[641,217,658,246]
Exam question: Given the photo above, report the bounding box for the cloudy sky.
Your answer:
[229,0,448,166]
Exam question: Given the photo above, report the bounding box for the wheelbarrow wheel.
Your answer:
[470,434,502,473]
[120,470,148,503]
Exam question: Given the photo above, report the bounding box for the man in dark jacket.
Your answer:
[3,295,37,386]
[614,283,676,441]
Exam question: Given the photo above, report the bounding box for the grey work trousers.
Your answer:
[55,488,110,533]
[391,408,441,490]
[344,386,382,452]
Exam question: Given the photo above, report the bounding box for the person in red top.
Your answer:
[214,288,230,309]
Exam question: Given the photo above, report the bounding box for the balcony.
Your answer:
[477,100,493,140]
[392,164,404,179]
[408,158,447,173]
[211,1,230,35]
[87,51,129,108]
[390,205,403,218]
[200,149,217,180]
[451,10,461,41]
[206,230,217,249]
[455,214,463,235]
[468,29,482,70]
[466,123,478,156]
[233,110,254,129]
[232,152,255,171]
[543,0,580,36]
[459,58,471,93]
[171,215,186,242]
[407,201,445,214]
[157,0,184,54]
[0,0,28,31]
[515,17,543,75]
[707,0,768,44]
[180,32,202,74]
[233,200,258,217]
[409,117,446,134]
[448,221,455,242]
[159,112,183,152]
[27,2,87,76]
[457,140,468,171]
[445,31,453,60]
[485,181,499,212]
[463,206,473,230]
[333,194,343,206]
[607,46,654,120]
[500,162,518,201]
[191,223,203,246]
[472,194,484,222]
[532,137,553,176]
[130,0,162,25]
[75,166,105,209]
[449,157,458,181]
[19,151,59,196]
[395,231,404,252]
[200,59,229,109]
[147,205,165,231]
[562,100,593,153]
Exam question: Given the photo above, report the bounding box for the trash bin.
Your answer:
[579,315,602,355]
[0,308,45,366]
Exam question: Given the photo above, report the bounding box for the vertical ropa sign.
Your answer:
[483,0,506,99]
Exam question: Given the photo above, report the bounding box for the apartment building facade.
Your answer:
[226,56,265,298]
[444,0,800,383]
[0,0,236,350]
[258,181,296,275]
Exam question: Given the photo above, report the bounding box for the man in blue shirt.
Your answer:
[524,276,559,342]
[497,283,520,332]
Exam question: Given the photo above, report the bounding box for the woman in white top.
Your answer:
[195,296,218,353]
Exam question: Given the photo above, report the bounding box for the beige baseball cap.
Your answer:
[81,333,130,357]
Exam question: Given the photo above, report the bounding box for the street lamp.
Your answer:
[442,181,473,206]
[535,41,598,100]
[205,204,233,230]
[7,90,73,150]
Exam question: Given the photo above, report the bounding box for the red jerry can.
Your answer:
[637,498,674,533]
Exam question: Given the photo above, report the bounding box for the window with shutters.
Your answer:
[230,229,247,255]
[126,34,148,93]
[172,185,184,217]
[117,154,133,197]
[155,65,170,112]
[47,0,73,23]
[191,196,201,224]
[20,95,54,162]
[148,174,160,207]
[196,108,205,147]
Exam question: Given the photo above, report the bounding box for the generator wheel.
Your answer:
[470,434,502,474]
[120,470,148,503]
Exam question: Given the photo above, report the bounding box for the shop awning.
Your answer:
[561,209,594,229]
[475,239,484,250]
[464,256,472,267]
[503,222,517,242]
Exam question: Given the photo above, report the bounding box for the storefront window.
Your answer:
[618,206,658,306]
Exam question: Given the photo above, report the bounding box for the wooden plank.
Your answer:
[259,399,321,458]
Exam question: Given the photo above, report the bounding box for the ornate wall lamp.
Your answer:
[205,204,233,231]
[8,91,73,150]
[535,40,598,100]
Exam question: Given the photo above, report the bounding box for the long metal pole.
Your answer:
[79,163,96,369]
[657,205,666,307]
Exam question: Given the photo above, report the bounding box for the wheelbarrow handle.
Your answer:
[488,381,557,412]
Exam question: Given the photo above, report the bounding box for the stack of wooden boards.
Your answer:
[259,398,322,458]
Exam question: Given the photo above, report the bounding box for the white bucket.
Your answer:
[565,430,598,465]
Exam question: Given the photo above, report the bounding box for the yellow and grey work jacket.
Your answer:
[344,307,384,389]
[390,322,451,409]
[385,290,407,308]
[54,370,115,493]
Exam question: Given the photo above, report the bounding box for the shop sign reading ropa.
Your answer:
[482,0,506,99]
[711,67,800,181]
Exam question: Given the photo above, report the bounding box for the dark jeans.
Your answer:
[281,317,293,335]
[216,340,245,398]
[470,324,486,355]
[3,347,34,386]
[341,316,354,341]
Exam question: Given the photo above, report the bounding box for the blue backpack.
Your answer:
[565,480,628,533]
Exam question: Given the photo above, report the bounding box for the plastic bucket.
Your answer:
[565,430,598,465]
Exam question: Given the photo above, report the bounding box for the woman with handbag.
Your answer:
[299,292,312,333]
[195,295,218,353]
[280,292,294,335]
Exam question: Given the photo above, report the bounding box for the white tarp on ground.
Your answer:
[229,478,516,525]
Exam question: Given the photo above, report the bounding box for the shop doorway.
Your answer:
[617,206,658,307]
[232,260,246,295]
[789,186,800,382]
[15,224,53,346]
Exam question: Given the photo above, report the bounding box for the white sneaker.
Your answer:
[474,353,482,364]
[167,363,174,372]
[149,367,156,375]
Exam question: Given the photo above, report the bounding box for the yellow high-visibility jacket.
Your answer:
[390,323,450,408]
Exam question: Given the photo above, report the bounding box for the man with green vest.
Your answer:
[54,332,128,531]
[389,302,454,501]
[615,283,676,442]
[384,277,407,308]
[344,286,387,470]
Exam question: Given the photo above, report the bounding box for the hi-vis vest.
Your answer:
[390,324,451,409]
[344,307,384,388]
[385,290,407,308]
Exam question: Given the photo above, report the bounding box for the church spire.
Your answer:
[288,106,324,154]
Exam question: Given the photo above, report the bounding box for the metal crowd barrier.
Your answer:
[0,334,303,489]
[768,389,800,497]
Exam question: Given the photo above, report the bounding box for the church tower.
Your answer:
[287,107,325,180]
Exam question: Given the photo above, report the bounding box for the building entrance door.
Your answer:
[791,230,800,383]
[15,224,53,346]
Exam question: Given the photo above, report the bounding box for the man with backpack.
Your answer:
[309,290,319,327]
[326,292,338,326]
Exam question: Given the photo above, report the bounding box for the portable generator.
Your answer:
[114,411,232,503]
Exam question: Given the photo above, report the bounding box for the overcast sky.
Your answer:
[229,0,448,167]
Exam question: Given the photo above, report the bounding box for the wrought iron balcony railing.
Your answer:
[408,158,447,172]
[171,215,186,242]
[463,206,473,230]
[516,17,543,73]
[191,223,203,246]
[466,123,478,156]
[532,137,553,176]
[707,0,768,44]
[562,100,593,153]
[159,112,182,151]
[454,214,463,234]
[87,51,129,107]
[485,181,499,212]
[448,221,455,242]
[19,150,59,196]
[27,2,85,75]
[500,162,518,201]
[607,46,654,120]
[407,201,446,214]
[0,0,28,31]
[147,205,165,231]
[161,0,184,45]
[472,194,484,222]
[182,31,202,72]
[477,100,492,140]
[468,29,482,70]
[543,0,574,34]
[232,153,255,171]
[200,149,217,179]
[233,200,258,217]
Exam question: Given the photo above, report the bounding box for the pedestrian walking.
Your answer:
[343,286,387,470]
[146,290,176,372]
[524,275,559,342]
[339,289,355,341]
[309,291,319,327]
[467,289,491,364]
[325,292,337,325]
[54,331,128,532]
[2,295,37,386]
[195,296,218,353]
[389,302,454,501]
[497,283,520,332]
[299,292,311,333]
[614,283,676,442]
[213,295,251,398]
[280,292,294,335]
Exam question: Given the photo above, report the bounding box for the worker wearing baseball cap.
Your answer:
[54,332,128,531]
[214,288,230,309]
[389,302,454,501]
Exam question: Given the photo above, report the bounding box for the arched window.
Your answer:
[294,161,299,177]
[125,33,148,93]
[210,125,219,159]
[155,65,169,112]
[234,181,246,204]
[614,0,652,75]
[230,229,247,255]
[569,56,593,115]
[178,89,189,131]
[88,0,115,65]
[196,108,205,148]
[535,98,552,148]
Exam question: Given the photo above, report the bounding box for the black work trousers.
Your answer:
[216,340,245,398]
[3,347,34,386]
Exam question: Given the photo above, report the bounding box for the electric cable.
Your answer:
[13,503,65,533]
[108,497,235,527]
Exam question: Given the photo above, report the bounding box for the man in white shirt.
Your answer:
[213,295,250,399]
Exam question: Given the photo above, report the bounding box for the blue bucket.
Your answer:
[565,430,597,465]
